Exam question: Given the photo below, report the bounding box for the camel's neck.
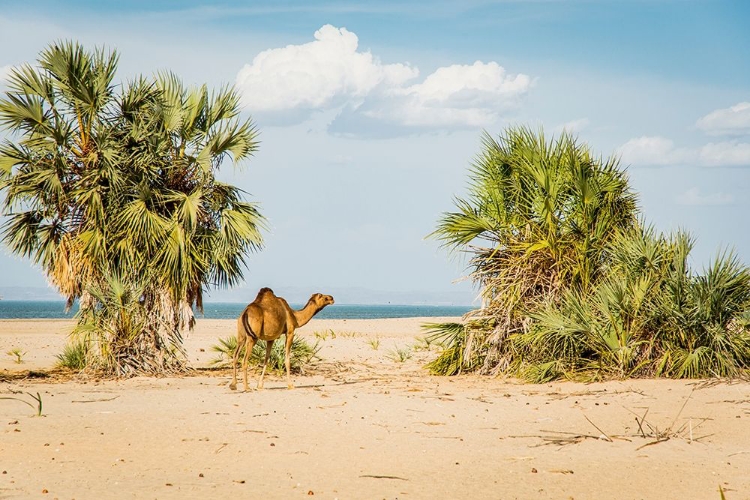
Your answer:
[293,299,323,327]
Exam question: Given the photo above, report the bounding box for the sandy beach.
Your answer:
[1,317,749,499]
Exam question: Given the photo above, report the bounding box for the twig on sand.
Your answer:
[360,475,408,481]
[262,378,381,390]
[545,387,649,401]
[546,389,608,400]
[583,414,613,442]
[620,389,711,449]
[468,396,493,404]
[633,408,649,438]
[72,396,120,403]
[690,376,749,389]
[636,437,670,451]
[668,389,695,434]
[511,414,619,447]
[316,402,347,409]
[509,431,621,447]
[419,394,455,402]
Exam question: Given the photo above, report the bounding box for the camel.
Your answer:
[229,288,334,392]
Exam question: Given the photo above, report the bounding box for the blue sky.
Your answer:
[0,1,749,304]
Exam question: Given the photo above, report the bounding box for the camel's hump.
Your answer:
[255,287,275,298]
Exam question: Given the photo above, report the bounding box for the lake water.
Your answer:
[0,301,472,320]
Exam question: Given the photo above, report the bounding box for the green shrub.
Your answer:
[56,339,90,370]
[210,336,320,373]
[428,126,750,380]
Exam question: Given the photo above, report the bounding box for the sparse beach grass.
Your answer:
[6,347,25,364]
[386,345,412,363]
[314,329,336,340]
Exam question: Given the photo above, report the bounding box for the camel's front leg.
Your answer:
[257,339,274,390]
[285,330,295,389]
[229,332,246,391]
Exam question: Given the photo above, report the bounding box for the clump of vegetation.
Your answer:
[210,336,320,374]
[428,126,750,380]
[56,339,90,370]
[6,348,25,364]
[522,232,750,381]
[367,337,381,350]
[0,42,264,376]
[424,322,479,375]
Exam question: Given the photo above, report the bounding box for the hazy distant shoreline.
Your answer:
[0,300,472,320]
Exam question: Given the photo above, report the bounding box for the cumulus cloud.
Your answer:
[698,141,750,167]
[236,25,417,115]
[696,102,750,136]
[383,61,532,127]
[676,188,734,206]
[618,136,750,168]
[617,136,691,166]
[235,25,532,132]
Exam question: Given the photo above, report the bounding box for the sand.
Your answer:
[1,318,749,499]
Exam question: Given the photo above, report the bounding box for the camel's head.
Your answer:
[311,293,335,309]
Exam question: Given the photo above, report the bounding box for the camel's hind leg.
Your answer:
[257,339,274,390]
[229,331,247,391]
[242,336,257,392]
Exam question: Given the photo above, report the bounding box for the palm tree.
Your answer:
[428,126,639,375]
[0,41,264,375]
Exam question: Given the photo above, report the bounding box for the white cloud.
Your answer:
[236,25,418,115]
[696,102,750,136]
[698,141,750,167]
[617,136,750,167]
[235,25,532,132]
[676,187,734,206]
[617,136,691,166]
[370,61,532,128]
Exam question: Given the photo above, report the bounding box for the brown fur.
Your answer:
[229,288,334,391]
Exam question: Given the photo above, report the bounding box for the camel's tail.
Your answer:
[240,307,258,341]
